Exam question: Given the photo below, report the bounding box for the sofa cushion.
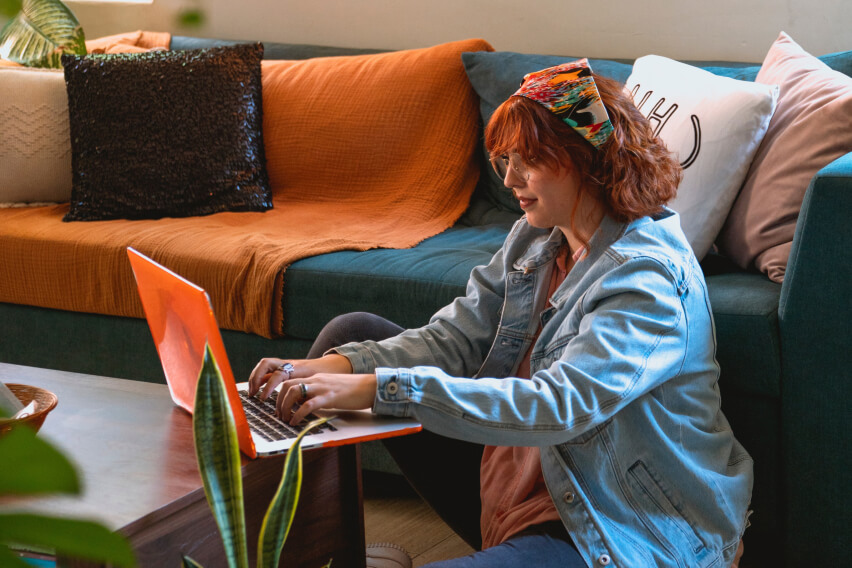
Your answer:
[282,223,512,339]
[625,56,778,259]
[705,272,782,397]
[0,67,71,205]
[61,42,272,221]
[717,32,852,283]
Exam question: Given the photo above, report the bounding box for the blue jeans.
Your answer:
[309,313,585,567]
[423,523,585,568]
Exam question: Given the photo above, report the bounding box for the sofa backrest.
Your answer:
[171,36,852,238]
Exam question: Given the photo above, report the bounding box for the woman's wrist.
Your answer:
[316,353,354,374]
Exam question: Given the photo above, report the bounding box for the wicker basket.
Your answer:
[0,383,58,436]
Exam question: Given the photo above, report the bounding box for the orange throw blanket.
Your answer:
[0,36,493,338]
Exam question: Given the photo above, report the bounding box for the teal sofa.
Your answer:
[0,36,849,567]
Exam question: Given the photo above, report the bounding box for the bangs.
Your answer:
[484,96,583,173]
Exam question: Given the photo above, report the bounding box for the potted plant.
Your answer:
[185,345,330,568]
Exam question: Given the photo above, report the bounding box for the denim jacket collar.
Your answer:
[511,213,643,273]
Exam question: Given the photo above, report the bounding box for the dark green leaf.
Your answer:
[193,344,248,568]
[257,416,330,568]
[0,0,86,68]
[0,514,135,567]
[0,424,79,495]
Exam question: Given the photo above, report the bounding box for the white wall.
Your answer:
[66,0,850,62]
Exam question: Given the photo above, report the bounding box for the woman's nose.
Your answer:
[503,167,525,188]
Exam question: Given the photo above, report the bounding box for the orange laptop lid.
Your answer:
[127,247,257,458]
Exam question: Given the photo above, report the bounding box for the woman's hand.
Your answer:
[277,373,378,425]
[247,354,352,399]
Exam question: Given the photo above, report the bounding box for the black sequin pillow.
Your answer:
[61,43,272,221]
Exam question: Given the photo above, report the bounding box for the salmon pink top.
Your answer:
[479,244,583,549]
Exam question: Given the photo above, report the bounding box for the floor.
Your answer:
[363,472,475,567]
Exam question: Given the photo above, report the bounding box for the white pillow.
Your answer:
[625,55,779,259]
[0,67,72,205]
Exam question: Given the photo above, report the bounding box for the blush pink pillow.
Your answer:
[717,32,852,282]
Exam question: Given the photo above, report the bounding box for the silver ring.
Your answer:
[277,362,295,375]
[299,383,308,399]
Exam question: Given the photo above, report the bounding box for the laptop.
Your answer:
[127,247,421,459]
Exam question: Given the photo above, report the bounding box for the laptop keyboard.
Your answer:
[238,389,337,443]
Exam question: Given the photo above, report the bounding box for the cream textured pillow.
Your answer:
[0,67,72,205]
[717,32,852,282]
[626,56,779,259]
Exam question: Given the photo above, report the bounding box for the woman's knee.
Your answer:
[308,312,403,357]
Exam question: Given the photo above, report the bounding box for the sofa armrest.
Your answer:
[780,151,852,317]
[777,151,852,565]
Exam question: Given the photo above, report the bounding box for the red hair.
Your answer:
[485,73,681,242]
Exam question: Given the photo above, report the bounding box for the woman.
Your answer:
[249,60,752,567]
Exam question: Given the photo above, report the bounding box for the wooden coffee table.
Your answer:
[0,363,367,568]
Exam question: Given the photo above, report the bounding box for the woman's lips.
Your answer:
[517,196,537,209]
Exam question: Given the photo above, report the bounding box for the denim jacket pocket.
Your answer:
[627,460,713,567]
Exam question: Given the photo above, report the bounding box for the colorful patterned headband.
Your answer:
[513,59,613,149]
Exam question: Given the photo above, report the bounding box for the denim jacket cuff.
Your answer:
[327,342,375,374]
[373,367,411,417]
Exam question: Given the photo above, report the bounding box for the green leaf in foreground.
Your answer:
[0,425,79,495]
[0,544,34,568]
[0,514,135,567]
[257,416,330,568]
[193,345,249,568]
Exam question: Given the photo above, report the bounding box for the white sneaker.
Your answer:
[366,542,413,568]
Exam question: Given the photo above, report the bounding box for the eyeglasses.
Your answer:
[490,152,530,181]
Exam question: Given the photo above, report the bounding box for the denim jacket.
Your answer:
[336,209,753,567]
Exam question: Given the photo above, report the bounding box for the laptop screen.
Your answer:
[127,247,256,456]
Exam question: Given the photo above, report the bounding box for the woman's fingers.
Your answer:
[248,358,315,399]
[248,355,352,398]
[259,365,291,401]
[289,387,323,425]
[247,358,283,396]
[274,374,378,425]
[276,381,305,419]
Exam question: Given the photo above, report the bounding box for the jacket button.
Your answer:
[598,554,611,565]
[386,382,399,396]
[563,492,575,503]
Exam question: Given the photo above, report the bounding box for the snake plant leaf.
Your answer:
[0,0,86,68]
[257,416,330,568]
[193,344,249,568]
[181,555,204,568]
[0,513,135,567]
[0,423,79,495]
